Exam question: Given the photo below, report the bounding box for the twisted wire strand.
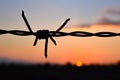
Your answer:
[0,29,120,37]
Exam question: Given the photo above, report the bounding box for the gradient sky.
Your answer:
[0,0,120,65]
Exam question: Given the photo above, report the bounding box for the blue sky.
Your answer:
[0,0,120,30]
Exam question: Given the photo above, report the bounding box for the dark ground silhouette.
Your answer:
[0,62,120,80]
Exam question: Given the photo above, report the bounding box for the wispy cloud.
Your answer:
[74,6,120,28]
[78,17,120,28]
[102,6,120,15]
[96,17,120,25]
[0,57,33,65]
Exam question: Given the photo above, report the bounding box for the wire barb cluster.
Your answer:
[0,11,120,58]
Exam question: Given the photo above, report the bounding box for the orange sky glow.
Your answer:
[0,24,120,65]
[0,0,120,65]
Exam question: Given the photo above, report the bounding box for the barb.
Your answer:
[22,10,33,34]
[0,11,120,58]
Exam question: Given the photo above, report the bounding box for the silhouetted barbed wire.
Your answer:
[0,29,120,37]
[0,10,120,58]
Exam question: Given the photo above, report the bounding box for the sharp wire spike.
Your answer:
[50,18,70,46]
[22,10,33,34]
[50,36,57,45]
[33,37,38,46]
[56,18,70,32]
[45,38,48,58]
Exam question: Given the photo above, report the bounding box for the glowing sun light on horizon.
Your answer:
[76,61,83,67]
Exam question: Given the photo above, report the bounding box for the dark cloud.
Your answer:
[96,17,120,25]
[79,17,120,28]
[74,6,120,28]
[0,57,33,65]
[103,6,120,15]
[79,23,92,27]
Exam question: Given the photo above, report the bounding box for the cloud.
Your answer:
[102,6,120,15]
[0,57,33,65]
[68,6,120,28]
[77,6,120,28]
[78,17,120,28]
[96,17,120,25]
[79,23,92,27]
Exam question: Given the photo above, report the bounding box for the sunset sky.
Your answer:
[0,0,120,65]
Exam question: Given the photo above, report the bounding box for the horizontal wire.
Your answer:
[0,29,120,37]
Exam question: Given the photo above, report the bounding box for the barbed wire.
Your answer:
[0,10,120,58]
[0,29,120,37]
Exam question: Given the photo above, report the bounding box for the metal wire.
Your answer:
[0,11,120,58]
[0,30,120,37]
